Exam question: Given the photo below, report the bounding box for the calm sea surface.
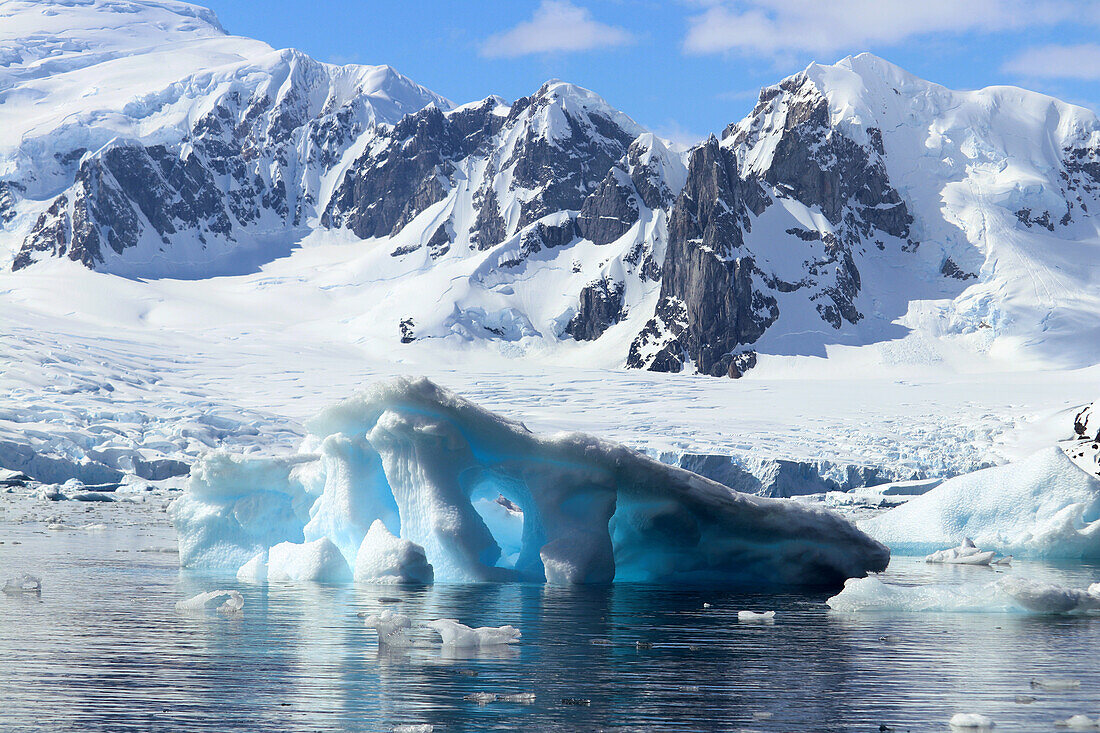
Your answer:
[2,519,1100,732]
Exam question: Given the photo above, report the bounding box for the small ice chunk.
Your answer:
[354,520,434,584]
[2,575,41,594]
[425,619,520,647]
[498,693,535,704]
[1014,695,1036,704]
[1056,715,1099,729]
[925,538,998,565]
[738,610,776,622]
[635,640,653,649]
[175,590,244,614]
[363,609,413,646]
[752,711,774,719]
[702,602,712,608]
[463,692,497,705]
[590,638,612,646]
[949,712,994,729]
[560,698,591,706]
[219,591,244,614]
[1031,677,1082,690]
[392,725,433,733]
[267,538,352,582]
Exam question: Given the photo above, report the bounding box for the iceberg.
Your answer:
[860,448,1100,558]
[171,377,888,586]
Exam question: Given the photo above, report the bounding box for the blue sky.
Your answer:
[202,0,1100,144]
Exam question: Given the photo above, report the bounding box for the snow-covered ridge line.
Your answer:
[3,2,1100,378]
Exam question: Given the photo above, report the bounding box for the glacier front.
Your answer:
[171,377,888,587]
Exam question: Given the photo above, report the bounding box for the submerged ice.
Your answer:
[171,377,888,586]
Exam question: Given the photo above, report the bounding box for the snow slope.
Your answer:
[0,1,1097,500]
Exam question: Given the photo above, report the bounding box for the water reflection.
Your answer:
[3,525,1100,732]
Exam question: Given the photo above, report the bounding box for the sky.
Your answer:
[201,0,1100,145]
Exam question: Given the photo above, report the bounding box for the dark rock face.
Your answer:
[324,105,463,239]
[0,181,24,224]
[564,278,626,341]
[576,170,638,245]
[470,185,507,250]
[629,138,777,376]
[325,82,639,258]
[14,52,425,272]
[505,84,637,228]
[629,75,919,378]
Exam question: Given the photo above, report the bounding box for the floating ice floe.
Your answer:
[827,576,1100,615]
[175,589,244,615]
[425,619,521,647]
[925,538,1001,565]
[949,712,994,729]
[861,447,1100,559]
[1032,677,1082,690]
[171,377,888,587]
[737,610,776,622]
[362,610,414,646]
[1056,714,1099,729]
[392,725,433,733]
[2,574,41,594]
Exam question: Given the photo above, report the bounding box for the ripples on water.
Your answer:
[2,523,1100,732]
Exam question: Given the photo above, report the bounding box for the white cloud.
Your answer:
[480,0,635,58]
[683,0,1081,57]
[1002,43,1100,81]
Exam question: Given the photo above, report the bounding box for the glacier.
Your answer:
[170,377,889,587]
[859,447,1100,559]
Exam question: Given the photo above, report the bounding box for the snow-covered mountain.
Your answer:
[3,0,1100,375]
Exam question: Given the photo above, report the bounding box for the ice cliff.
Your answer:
[171,377,888,586]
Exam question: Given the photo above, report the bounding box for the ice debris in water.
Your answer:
[392,725,433,733]
[1014,695,1036,704]
[949,713,995,729]
[925,538,1000,565]
[737,610,775,622]
[828,576,1100,614]
[1056,715,1100,729]
[425,619,521,647]
[363,610,414,647]
[354,520,433,584]
[861,447,1100,559]
[175,590,244,615]
[171,377,888,586]
[2,574,41,594]
[1032,677,1082,690]
[463,692,533,706]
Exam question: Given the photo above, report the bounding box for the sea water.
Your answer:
[3,519,1100,732]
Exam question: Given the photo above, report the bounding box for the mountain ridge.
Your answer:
[2,1,1099,375]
